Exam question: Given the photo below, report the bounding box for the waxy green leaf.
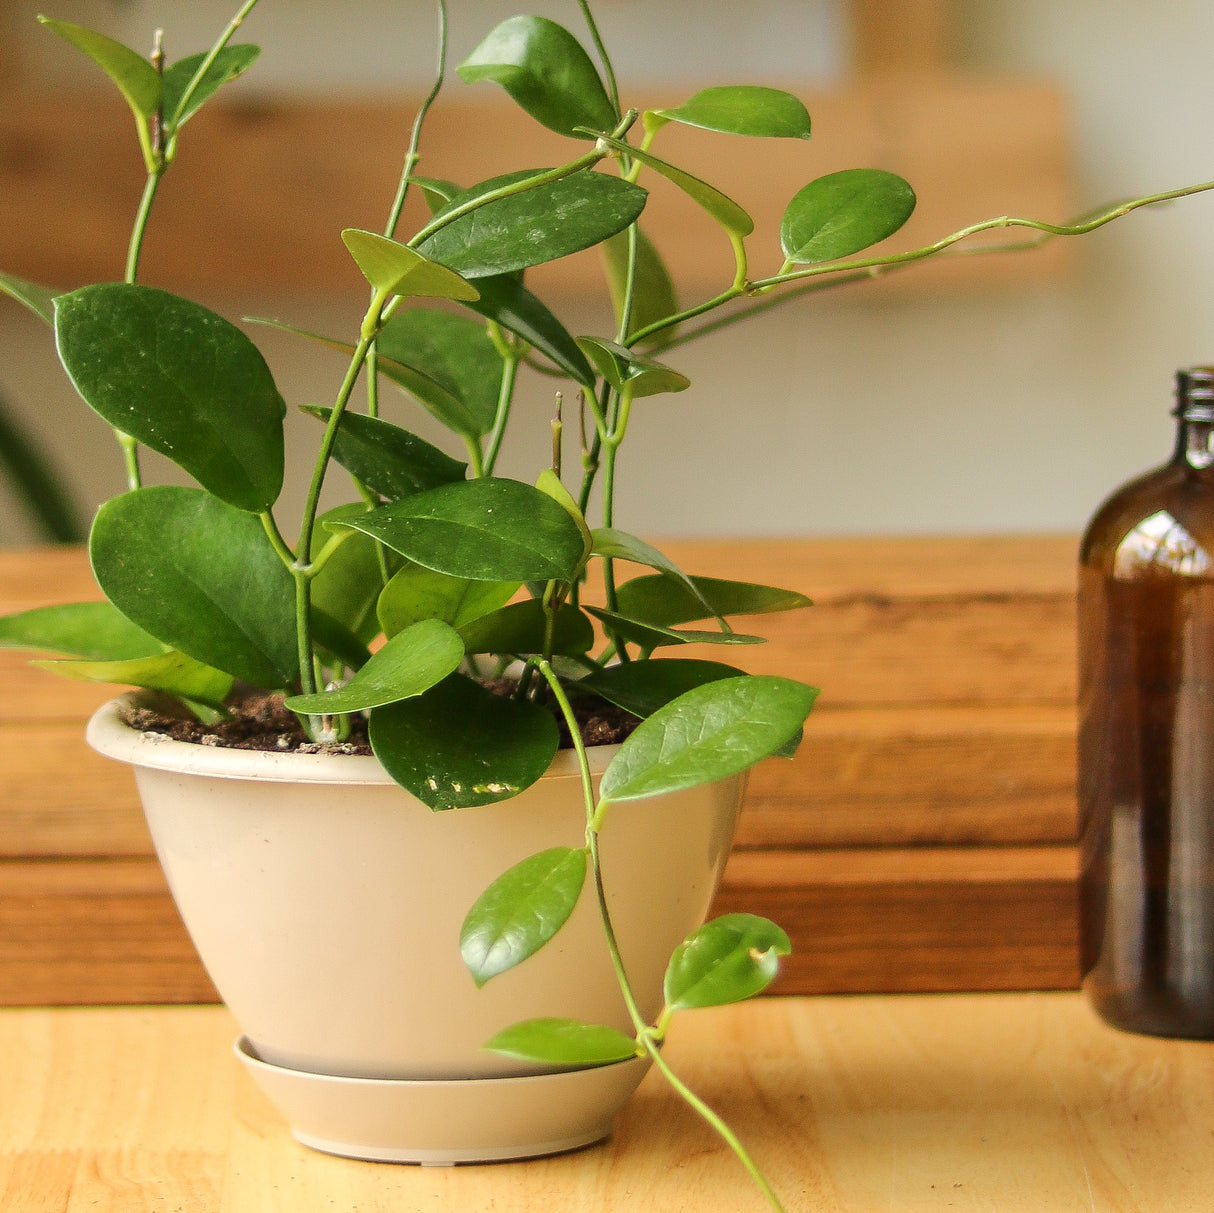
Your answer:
[301,408,466,501]
[599,675,818,804]
[583,606,763,651]
[664,914,791,1010]
[56,285,285,512]
[616,575,810,628]
[39,18,160,119]
[90,487,298,688]
[377,565,518,638]
[338,479,588,584]
[781,168,916,264]
[458,16,616,139]
[592,529,711,612]
[341,230,479,300]
[485,1018,639,1067]
[603,228,679,349]
[460,847,588,986]
[457,600,594,656]
[284,618,464,714]
[419,171,647,280]
[0,271,56,325]
[161,45,260,130]
[576,658,746,719]
[33,650,234,710]
[575,340,689,398]
[369,673,559,809]
[0,602,163,661]
[646,86,811,140]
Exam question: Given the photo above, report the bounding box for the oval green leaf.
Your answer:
[647,86,811,140]
[89,487,298,688]
[369,673,559,809]
[574,340,689,398]
[284,618,463,714]
[458,15,616,139]
[376,565,519,638]
[32,650,234,710]
[39,18,161,120]
[457,600,594,657]
[0,271,56,325]
[576,658,746,719]
[162,45,260,131]
[616,574,811,628]
[460,847,588,987]
[484,1018,639,1067]
[418,171,647,280]
[781,168,917,264]
[0,601,163,661]
[56,285,285,512]
[664,913,792,1010]
[341,230,479,301]
[339,479,588,584]
[599,675,819,804]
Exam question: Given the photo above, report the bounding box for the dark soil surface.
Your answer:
[121,684,639,755]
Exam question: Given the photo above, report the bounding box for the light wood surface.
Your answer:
[1,993,1210,1212]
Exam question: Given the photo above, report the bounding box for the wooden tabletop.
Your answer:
[2,992,1209,1212]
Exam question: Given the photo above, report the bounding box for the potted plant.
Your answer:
[2,0,1212,1206]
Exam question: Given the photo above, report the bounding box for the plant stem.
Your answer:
[578,0,620,121]
[482,351,520,476]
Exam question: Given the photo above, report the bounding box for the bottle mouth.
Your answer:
[1174,367,1214,421]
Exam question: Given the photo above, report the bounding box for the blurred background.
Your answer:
[2,0,1213,547]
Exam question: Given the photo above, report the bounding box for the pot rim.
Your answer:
[86,693,621,786]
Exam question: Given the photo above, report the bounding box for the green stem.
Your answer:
[259,509,296,567]
[126,167,164,284]
[578,0,621,121]
[627,283,744,349]
[482,351,520,477]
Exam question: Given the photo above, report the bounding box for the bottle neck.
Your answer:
[1174,415,1214,469]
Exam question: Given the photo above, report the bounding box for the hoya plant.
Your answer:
[3,2,1212,1208]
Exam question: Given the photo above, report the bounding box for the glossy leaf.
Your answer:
[537,469,593,562]
[593,133,753,237]
[646,86,811,140]
[0,271,56,325]
[781,168,916,264]
[376,309,503,439]
[460,847,587,986]
[284,618,463,714]
[0,602,163,660]
[418,170,647,280]
[309,508,396,644]
[574,339,689,398]
[602,228,678,349]
[162,45,259,130]
[337,479,588,583]
[39,18,160,119]
[458,15,615,139]
[616,574,810,628]
[90,487,298,688]
[576,658,746,719]
[33,650,234,709]
[583,605,763,651]
[377,565,518,638]
[369,673,559,809]
[463,274,595,386]
[458,600,594,656]
[301,407,466,501]
[341,230,479,300]
[485,1018,639,1067]
[664,914,791,1010]
[599,675,819,804]
[56,285,285,512]
[591,529,711,607]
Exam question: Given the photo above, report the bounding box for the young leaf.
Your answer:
[576,658,746,719]
[574,339,689,398]
[460,847,588,987]
[33,650,234,710]
[56,285,285,512]
[301,407,466,501]
[458,16,616,139]
[90,487,298,689]
[646,86,811,140]
[337,479,589,584]
[484,1019,640,1067]
[283,618,463,714]
[0,271,56,325]
[457,600,594,656]
[591,529,712,612]
[592,133,754,237]
[369,673,559,809]
[781,168,916,264]
[602,229,679,349]
[377,565,518,638]
[0,602,163,661]
[341,230,479,300]
[616,574,811,628]
[411,176,462,213]
[161,45,260,131]
[39,18,161,120]
[418,171,647,279]
[598,675,819,805]
[664,914,792,1010]
[583,605,763,651]
[537,469,592,562]
[463,274,595,386]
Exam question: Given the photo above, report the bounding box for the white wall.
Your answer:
[4,1,1214,544]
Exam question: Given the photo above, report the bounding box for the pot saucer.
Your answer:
[234,1037,651,1164]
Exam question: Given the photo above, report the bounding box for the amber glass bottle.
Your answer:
[1079,367,1214,1037]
